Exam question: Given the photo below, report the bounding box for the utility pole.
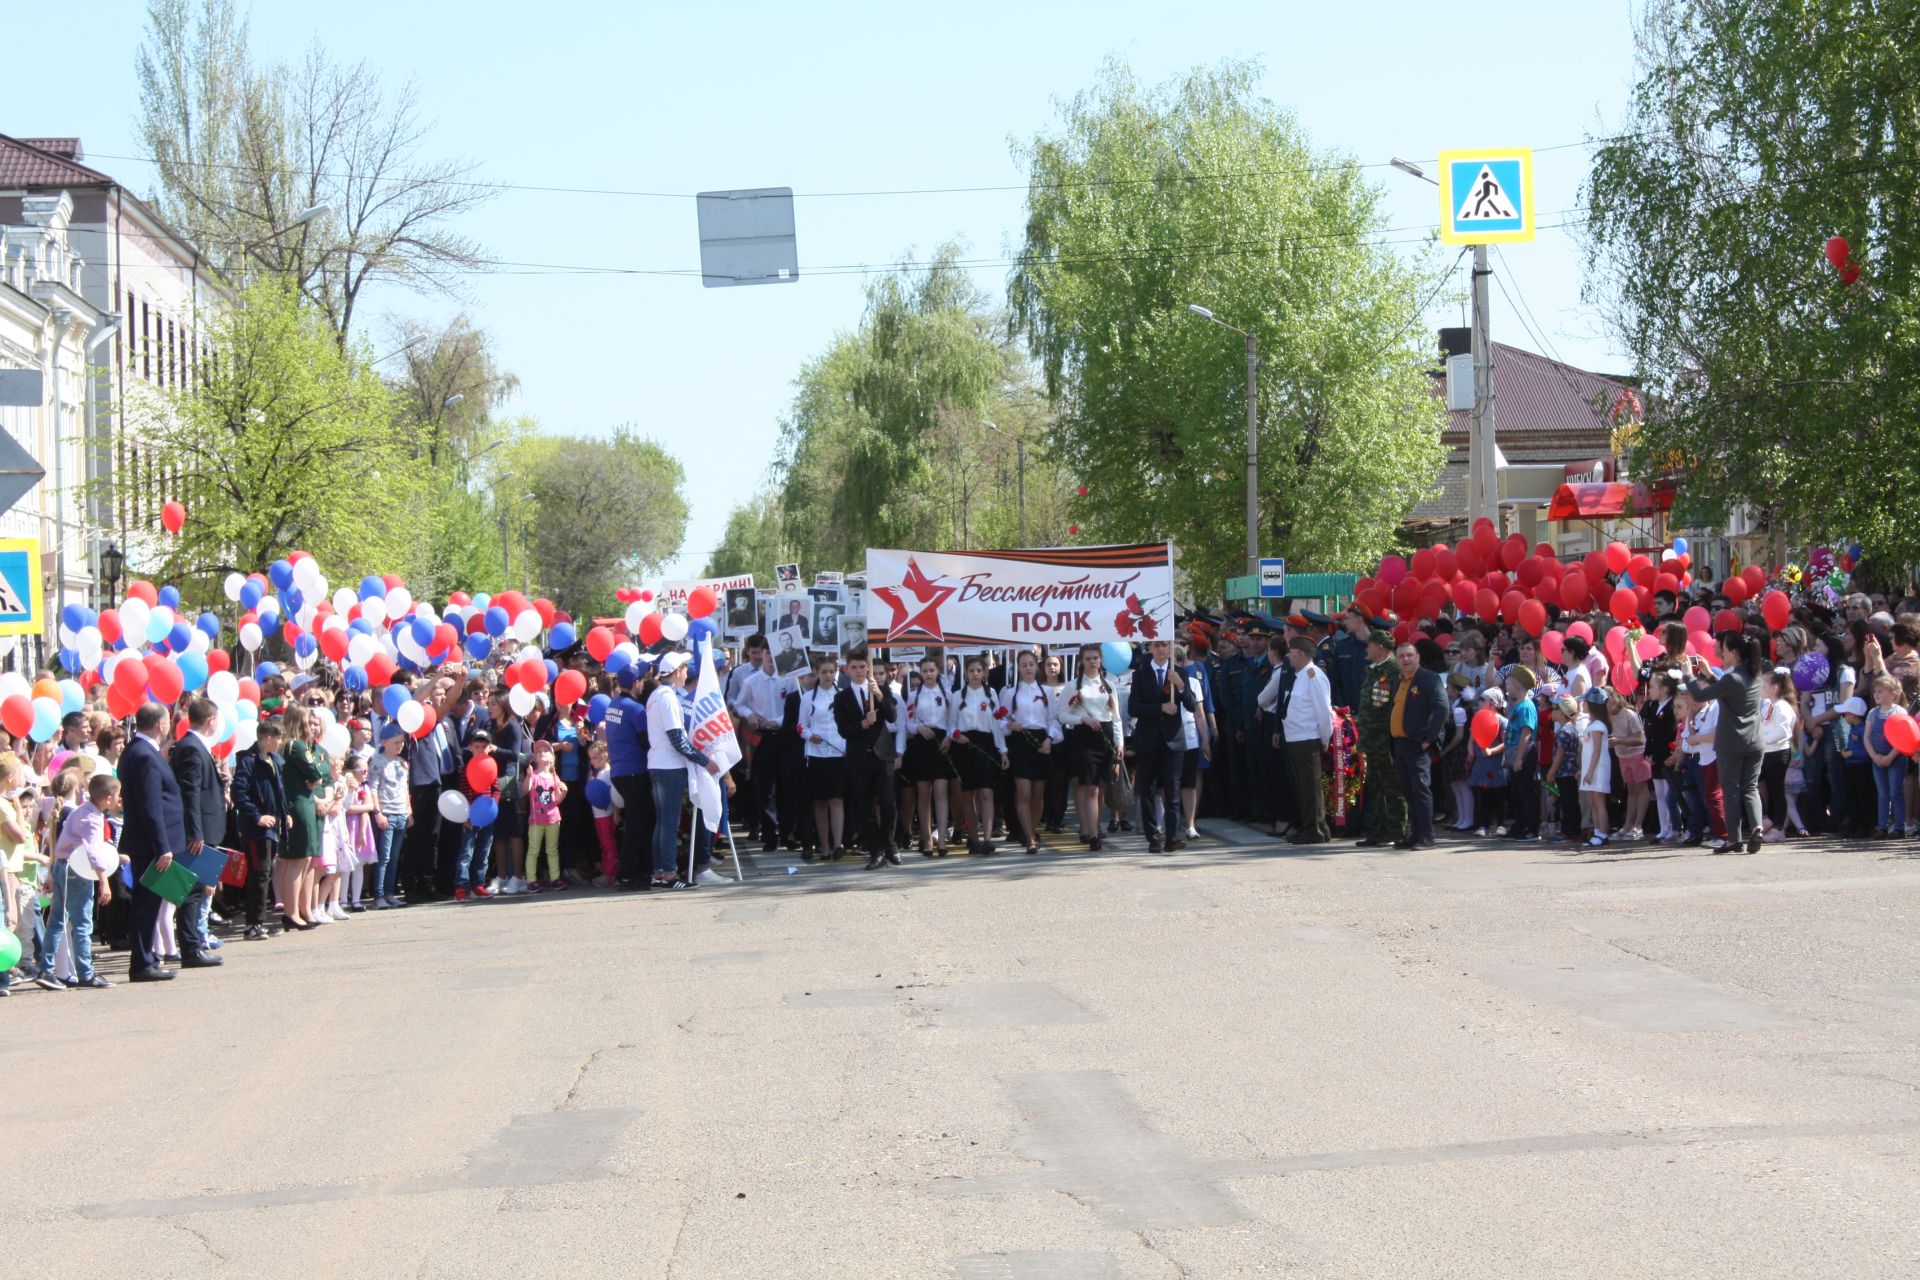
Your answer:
[1469,243,1499,528]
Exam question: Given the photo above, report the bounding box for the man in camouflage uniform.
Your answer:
[1353,628,1407,848]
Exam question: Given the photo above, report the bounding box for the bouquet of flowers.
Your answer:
[1323,706,1365,830]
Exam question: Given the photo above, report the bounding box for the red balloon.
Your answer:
[1473,524,1500,558]
[281,623,302,648]
[1627,554,1653,582]
[1471,707,1502,750]
[1825,235,1850,269]
[433,622,459,656]
[1475,587,1501,624]
[1518,599,1548,637]
[146,656,185,704]
[1515,557,1545,589]
[1500,589,1525,626]
[98,607,122,644]
[1841,262,1862,286]
[0,695,32,738]
[1654,572,1680,597]
[1500,534,1527,571]
[687,585,720,619]
[161,500,186,534]
[364,653,397,687]
[319,627,350,662]
[519,659,549,692]
[1721,576,1750,606]
[1636,586,1654,616]
[1566,620,1595,643]
[586,626,616,662]
[1609,586,1638,623]
[466,755,499,793]
[638,613,664,646]
[1457,543,1485,578]
[1603,540,1631,574]
[501,662,522,689]
[1561,569,1590,611]
[1683,605,1710,633]
[206,649,230,674]
[237,678,261,704]
[534,597,557,628]
[1761,590,1791,631]
[1582,551,1609,584]
[106,686,137,720]
[1741,565,1766,594]
[1485,570,1510,595]
[554,669,588,707]
[1409,548,1435,580]
[1533,542,1556,560]
[1393,578,1422,616]
[1419,581,1450,621]
[1886,713,1920,757]
[1452,581,1478,613]
[1432,547,1457,580]
[126,580,158,606]
[1540,631,1566,663]
[412,705,439,740]
[1713,608,1743,634]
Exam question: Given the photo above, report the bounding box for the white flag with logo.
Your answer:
[687,637,743,831]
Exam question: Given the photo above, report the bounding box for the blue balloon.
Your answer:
[268,559,294,590]
[466,634,492,660]
[1100,641,1133,677]
[587,693,610,724]
[256,661,281,681]
[409,616,435,647]
[342,665,369,693]
[197,611,221,638]
[549,621,577,651]
[158,585,181,609]
[145,610,171,645]
[604,649,632,675]
[349,617,374,636]
[469,795,499,828]
[58,680,84,714]
[483,606,509,637]
[256,596,280,621]
[295,634,317,659]
[285,587,304,614]
[688,618,715,644]
[471,593,491,611]
[584,778,612,809]
[177,651,209,692]
[544,659,560,686]
[239,578,264,610]
[1671,537,1689,557]
[382,685,411,716]
[359,575,386,601]
[60,603,90,632]
[31,700,59,742]
[59,647,81,673]
[168,621,193,651]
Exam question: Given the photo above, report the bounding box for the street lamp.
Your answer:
[979,419,1027,547]
[97,539,124,609]
[1186,303,1260,577]
[239,204,331,255]
[1391,156,1497,528]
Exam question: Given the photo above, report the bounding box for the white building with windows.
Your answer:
[0,134,227,661]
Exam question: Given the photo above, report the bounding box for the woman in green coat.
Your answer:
[277,705,327,929]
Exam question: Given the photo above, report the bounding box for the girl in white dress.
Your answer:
[1579,686,1613,847]
[998,651,1061,855]
[1058,643,1124,851]
[901,656,954,855]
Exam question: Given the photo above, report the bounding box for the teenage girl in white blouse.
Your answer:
[1000,650,1063,855]
[1059,642,1124,850]
[902,656,955,855]
[797,655,847,859]
[950,655,1009,854]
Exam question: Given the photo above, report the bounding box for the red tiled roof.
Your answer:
[0,133,115,188]
[18,138,81,161]
[1445,342,1637,436]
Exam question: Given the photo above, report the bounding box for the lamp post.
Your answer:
[97,539,124,610]
[979,420,1026,546]
[238,204,331,258]
[1392,157,1497,529]
[1186,304,1260,577]
[494,472,516,584]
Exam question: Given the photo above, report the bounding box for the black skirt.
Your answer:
[951,735,1002,791]
[804,754,847,801]
[901,731,952,784]
[1007,728,1053,782]
[1066,723,1114,786]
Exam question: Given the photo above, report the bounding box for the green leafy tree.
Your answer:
[1584,0,1920,567]
[119,280,418,589]
[1010,59,1448,588]
[705,497,790,579]
[518,427,688,616]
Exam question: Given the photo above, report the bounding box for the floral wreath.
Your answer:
[1322,706,1365,817]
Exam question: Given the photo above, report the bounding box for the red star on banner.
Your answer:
[871,556,956,642]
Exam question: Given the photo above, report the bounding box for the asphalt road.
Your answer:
[6,822,1919,1278]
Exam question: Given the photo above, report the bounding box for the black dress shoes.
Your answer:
[130,966,176,982]
[180,953,224,968]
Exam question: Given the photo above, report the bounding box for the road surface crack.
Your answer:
[171,1221,227,1264]
[562,1047,607,1109]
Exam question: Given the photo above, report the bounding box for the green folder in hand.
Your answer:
[139,858,201,906]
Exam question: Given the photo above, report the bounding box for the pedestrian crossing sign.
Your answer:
[0,538,42,636]
[1438,148,1535,245]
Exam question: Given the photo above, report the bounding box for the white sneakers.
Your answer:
[696,869,728,885]
[485,877,504,896]
[505,876,527,895]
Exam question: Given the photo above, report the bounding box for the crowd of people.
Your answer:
[4,568,1914,995]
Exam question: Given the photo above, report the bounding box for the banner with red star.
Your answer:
[864,543,1176,648]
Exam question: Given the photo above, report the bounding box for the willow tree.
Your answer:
[1584,1,1920,569]
[1011,59,1448,588]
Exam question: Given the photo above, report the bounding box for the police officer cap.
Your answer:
[1301,610,1332,626]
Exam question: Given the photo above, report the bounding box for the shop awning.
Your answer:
[1545,481,1674,522]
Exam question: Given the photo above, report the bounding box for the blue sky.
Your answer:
[9,0,1637,581]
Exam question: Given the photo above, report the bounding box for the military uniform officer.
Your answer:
[1353,628,1407,848]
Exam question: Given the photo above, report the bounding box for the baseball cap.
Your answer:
[658,652,691,676]
[378,723,404,743]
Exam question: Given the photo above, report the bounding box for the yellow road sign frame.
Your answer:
[0,537,45,637]
[1438,147,1536,246]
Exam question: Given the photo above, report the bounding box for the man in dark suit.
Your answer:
[833,648,899,869]
[1389,642,1449,850]
[120,702,188,981]
[230,716,289,939]
[168,696,226,966]
[1129,638,1196,853]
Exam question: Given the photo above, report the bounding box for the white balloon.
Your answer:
[239,622,264,652]
[387,586,413,617]
[398,634,428,665]
[296,645,318,670]
[188,630,211,654]
[625,601,651,633]
[332,587,357,615]
[58,623,77,648]
[660,613,689,643]
[235,698,258,722]
[518,644,543,666]
[215,704,238,743]
[232,720,258,751]
[347,633,379,667]
[396,700,425,733]
[313,707,337,735]
[437,791,470,824]
[507,684,535,717]
[311,575,329,601]
[224,572,246,603]
[321,723,350,755]
[257,596,281,621]
[612,641,640,669]
[293,555,322,594]
[361,597,388,627]
[0,672,28,701]
[120,598,150,644]
[207,670,240,706]
[77,627,103,665]
[512,608,542,642]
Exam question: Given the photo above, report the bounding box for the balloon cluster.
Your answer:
[1825,235,1863,287]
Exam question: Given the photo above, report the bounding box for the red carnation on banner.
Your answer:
[1137,615,1159,639]
[1114,610,1136,638]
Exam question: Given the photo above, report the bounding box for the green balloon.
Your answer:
[0,926,18,971]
